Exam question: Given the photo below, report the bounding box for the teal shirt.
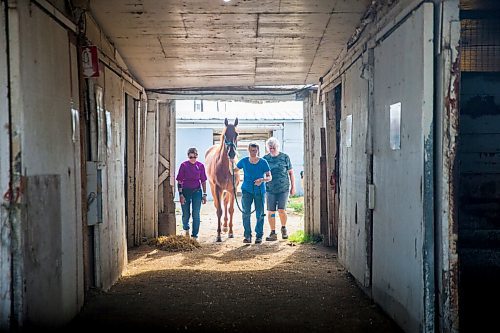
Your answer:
[236,157,271,195]
[263,152,292,194]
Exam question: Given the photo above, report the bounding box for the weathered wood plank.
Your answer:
[88,0,372,88]
[24,175,62,325]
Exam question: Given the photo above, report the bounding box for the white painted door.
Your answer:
[372,4,434,333]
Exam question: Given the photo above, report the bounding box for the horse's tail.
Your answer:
[221,190,231,205]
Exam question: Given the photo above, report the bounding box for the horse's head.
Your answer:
[223,118,239,160]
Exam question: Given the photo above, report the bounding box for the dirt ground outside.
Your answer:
[69,199,403,333]
[174,197,305,244]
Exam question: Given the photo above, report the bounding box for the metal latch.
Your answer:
[368,184,375,210]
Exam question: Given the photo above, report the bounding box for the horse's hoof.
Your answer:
[222,226,228,233]
[228,233,234,238]
[216,236,222,242]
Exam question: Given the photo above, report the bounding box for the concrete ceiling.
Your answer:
[89,0,371,89]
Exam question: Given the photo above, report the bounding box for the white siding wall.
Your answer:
[281,122,304,195]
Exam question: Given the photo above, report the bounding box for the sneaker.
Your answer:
[184,230,190,238]
[281,226,288,239]
[243,237,252,244]
[191,235,198,240]
[265,232,277,241]
[255,237,262,244]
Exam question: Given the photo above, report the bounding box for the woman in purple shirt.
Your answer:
[176,147,208,239]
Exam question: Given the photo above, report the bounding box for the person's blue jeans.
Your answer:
[241,189,265,239]
[181,189,202,237]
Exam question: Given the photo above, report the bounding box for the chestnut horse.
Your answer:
[205,118,240,242]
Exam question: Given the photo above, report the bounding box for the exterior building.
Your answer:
[175,100,304,200]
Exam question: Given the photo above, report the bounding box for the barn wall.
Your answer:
[0,2,146,328]
[93,66,129,290]
[85,81,144,289]
[338,57,371,289]
[304,93,322,236]
[371,6,434,330]
[320,1,440,332]
[433,2,461,331]
[0,2,12,328]
[12,1,83,324]
[84,10,144,291]
[12,0,145,318]
[157,101,177,236]
[143,99,158,238]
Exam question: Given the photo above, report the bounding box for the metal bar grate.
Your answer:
[461,18,500,72]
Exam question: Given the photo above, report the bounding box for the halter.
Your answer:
[224,136,236,148]
[223,135,237,158]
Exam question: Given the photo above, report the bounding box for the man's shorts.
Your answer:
[266,191,289,211]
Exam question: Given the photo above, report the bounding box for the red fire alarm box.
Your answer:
[82,46,99,78]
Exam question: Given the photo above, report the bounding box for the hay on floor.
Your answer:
[148,235,201,252]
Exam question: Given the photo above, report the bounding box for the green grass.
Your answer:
[288,196,304,215]
[288,230,322,244]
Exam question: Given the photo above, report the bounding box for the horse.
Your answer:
[205,118,240,242]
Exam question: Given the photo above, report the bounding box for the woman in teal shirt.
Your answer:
[232,142,271,244]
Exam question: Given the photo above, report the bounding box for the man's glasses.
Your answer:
[189,155,197,159]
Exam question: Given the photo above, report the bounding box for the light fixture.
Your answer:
[223,0,231,2]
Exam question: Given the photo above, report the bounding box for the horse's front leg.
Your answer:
[216,210,223,242]
[214,188,223,242]
[222,193,229,233]
[228,193,235,238]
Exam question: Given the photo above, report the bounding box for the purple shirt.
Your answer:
[176,161,207,190]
